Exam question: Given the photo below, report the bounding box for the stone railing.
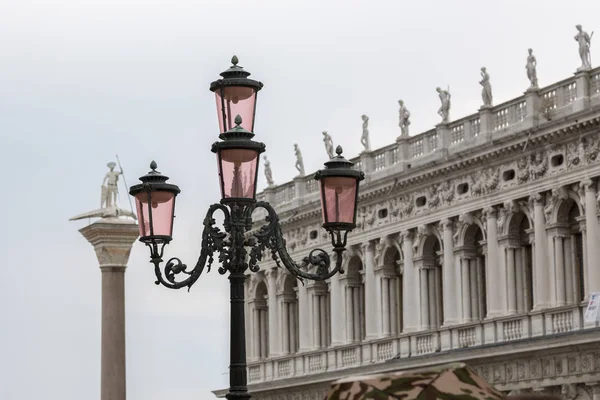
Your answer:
[247,304,593,384]
[256,67,600,217]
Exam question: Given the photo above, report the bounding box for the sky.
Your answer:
[0,0,599,399]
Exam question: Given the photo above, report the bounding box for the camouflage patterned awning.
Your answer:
[325,362,505,400]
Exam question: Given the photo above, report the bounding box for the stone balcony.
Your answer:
[246,304,596,384]
[255,67,600,220]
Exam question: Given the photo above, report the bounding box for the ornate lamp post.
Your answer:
[129,56,365,400]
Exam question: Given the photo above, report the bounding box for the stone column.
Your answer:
[506,247,517,314]
[420,268,430,330]
[483,207,502,315]
[329,271,343,346]
[79,218,138,400]
[266,269,280,356]
[401,232,417,331]
[532,194,550,309]
[582,179,600,295]
[554,236,566,306]
[440,219,456,324]
[362,242,378,339]
[461,258,471,322]
[382,278,390,335]
[297,280,310,351]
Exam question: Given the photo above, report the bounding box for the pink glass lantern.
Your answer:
[210,56,263,134]
[217,148,260,200]
[129,161,181,244]
[315,146,365,231]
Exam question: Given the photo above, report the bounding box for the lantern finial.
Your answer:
[335,146,343,156]
[150,160,157,171]
[231,55,239,66]
[234,115,242,126]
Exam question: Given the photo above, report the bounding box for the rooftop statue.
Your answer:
[398,100,411,137]
[322,131,335,159]
[361,114,371,151]
[69,160,137,222]
[480,67,493,107]
[294,144,305,177]
[436,86,451,124]
[575,24,593,71]
[526,48,538,88]
[263,156,275,186]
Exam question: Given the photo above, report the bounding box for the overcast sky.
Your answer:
[1,1,599,399]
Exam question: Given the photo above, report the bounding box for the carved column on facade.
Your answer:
[440,218,457,324]
[329,258,343,346]
[401,231,417,332]
[297,272,310,351]
[582,178,600,295]
[363,241,379,339]
[532,193,550,309]
[266,268,280,356]
[483,206,503,316]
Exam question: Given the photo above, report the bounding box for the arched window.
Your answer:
[461,225,487,321]
[253,281,269,359]
[419,236,443,329]
[554,199,585,304]
[345,256,365,342]
[381,247,402,335]
[280,275,299,354]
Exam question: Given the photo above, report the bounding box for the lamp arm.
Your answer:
[248,201,346,282]
[151,203,229,291]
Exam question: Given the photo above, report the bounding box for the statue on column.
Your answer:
[436,86,451,124]
[574,24,593,71]
[480,67,493,107]
[322,131,335,159]
[398,100,411,136]
[361,115,371,151]
[263,156,274,186]
[294,144,305,176]
[69,160,136,221]
[102,161,122,208]
[526,48,539,88]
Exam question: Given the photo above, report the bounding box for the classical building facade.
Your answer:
[213,62,600,400]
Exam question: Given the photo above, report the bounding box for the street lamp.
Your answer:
[129,56,365,400]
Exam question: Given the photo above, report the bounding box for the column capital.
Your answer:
[79,218,139,269]
[400,230,414,242]
[581,177,596,192]
[586,382,600,394]
[482,206,497,219]
[265,267,278,281]
[529,193,544,206]
[440,218,454,230]
[361,241,375,254]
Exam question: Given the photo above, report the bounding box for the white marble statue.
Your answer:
[102,161,123,208]
[69,160,136,221]
[361,115,371,151]
[294,144,305,176]
[436,86,451,123]
[263,156,274,186]
[575,24,593,70]
[526,48,538,88]
[479,67,494,107]
[480,67,493,107]
[322,131,334,159]
[398,100,411,136]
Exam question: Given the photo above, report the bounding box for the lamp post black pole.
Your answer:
[228,271,249,399]
[129,57,365,399]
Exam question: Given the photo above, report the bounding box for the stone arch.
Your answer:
[554,195,586,304]
[461,223,487,320]
[253,279,269,359]
[419,233,443,329]
[344,252,365,342]
[505,210,534,313]
[504,208,533,237]
[415,225,442,258]
[381,244,403,335]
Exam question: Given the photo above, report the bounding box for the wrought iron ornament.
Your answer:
[147,199,348,291]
